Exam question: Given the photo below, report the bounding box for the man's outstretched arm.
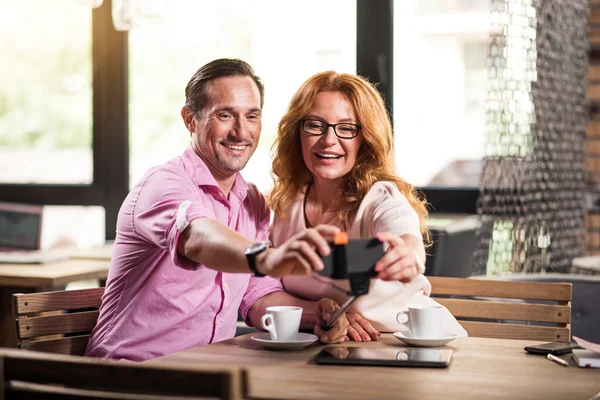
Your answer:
[177,218,340,276]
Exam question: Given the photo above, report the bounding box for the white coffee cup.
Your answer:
[396,305,443,339]
[260,306,302,341]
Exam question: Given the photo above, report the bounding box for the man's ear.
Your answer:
[181,106,195,134]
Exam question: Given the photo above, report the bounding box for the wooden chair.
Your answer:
[0,348,246,400]
[428,276,572,341]
[12,287,104,355]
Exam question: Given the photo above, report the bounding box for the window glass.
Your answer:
[393,0,491,187]
[41,206,105,250]
[129,0,356,193]
[0,0,93,184]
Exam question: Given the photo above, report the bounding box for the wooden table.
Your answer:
[67,242,113,262]
[0,259,110,347]
[150,334,600,400]
[572,255,600,275]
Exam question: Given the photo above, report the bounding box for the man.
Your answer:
[85,59,348,361]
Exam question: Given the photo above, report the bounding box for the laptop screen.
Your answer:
[0,203,43,251]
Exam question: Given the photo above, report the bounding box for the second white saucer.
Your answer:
[251,332,319,350]
[393,331,458,347]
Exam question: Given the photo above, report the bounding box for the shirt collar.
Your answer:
[181,143,249,202]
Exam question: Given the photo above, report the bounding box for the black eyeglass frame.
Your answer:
[301,119,362,139]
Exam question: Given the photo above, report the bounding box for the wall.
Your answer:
[588,3,600,256]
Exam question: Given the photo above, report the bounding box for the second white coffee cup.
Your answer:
[396,305,443,339]
[260,306,303,341]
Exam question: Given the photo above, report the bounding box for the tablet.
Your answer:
[314,346,453,368]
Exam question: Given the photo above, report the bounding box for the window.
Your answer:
[393,0,491,189]
[1,0,480,240]
[0,0,93,184]
[0,0,128,241]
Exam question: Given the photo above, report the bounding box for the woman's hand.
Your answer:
[346,312,380,342]
[313,298,348,343]
[373,232,426,283]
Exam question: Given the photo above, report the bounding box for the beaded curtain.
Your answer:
[473,0,588,275]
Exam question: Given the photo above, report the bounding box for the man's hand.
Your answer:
[313,298,348,343]
[346,312,380,342]
[257,225,340,277]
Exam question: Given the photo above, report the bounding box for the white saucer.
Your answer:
[393,331,458,347]
[251,332,319,350]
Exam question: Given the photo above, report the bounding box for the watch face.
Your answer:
[246,241,268,255]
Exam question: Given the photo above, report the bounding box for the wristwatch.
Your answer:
[244,241,270,277]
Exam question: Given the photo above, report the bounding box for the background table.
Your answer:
[0,258,109,347]
[150,334,600,400]
[572,255,600,275]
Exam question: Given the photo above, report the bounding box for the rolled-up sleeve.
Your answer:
[239,275,283,326]
[132,167,217,269]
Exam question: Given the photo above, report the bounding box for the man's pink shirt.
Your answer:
[85,145,282,361]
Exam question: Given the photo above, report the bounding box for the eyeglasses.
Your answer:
[301,119,361,139]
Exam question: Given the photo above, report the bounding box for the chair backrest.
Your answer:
[428,276,572,341]
[476,273,600,343]
[0,348,246,400]
[12,287,104,355]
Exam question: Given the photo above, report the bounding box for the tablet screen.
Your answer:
[314,346,453,368]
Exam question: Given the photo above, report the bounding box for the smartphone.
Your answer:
[319,237,384,279]
[314,346,453,368]
[524,341,581,356]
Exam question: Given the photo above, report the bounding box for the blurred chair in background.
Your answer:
[425,215,479,278]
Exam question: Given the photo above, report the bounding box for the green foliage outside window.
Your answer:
[0,1,92,149]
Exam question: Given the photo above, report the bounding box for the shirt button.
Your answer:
[223,283,229,289]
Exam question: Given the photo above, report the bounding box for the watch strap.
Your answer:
[248,256,266,277]
[246,241,269,277]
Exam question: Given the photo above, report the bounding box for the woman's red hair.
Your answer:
[269,71,430,246]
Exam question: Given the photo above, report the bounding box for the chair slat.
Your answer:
[436,298,571,323]
[20,335,90,356]
[17,311,99,339]
[13,288,104,315]
[459,320,570,342]
[428,276,572,301]
[2,349,245,400]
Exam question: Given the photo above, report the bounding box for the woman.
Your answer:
[268,71,466,341]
